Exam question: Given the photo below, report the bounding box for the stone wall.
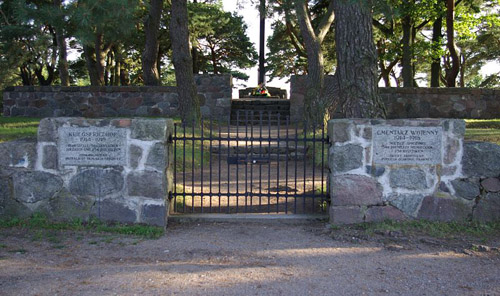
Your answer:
[328,119,500,224]
[290,75,500,121]
[0,118,173,227]
[2,75,232,120]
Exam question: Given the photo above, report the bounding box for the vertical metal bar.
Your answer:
[200,117,204,213]
[259,111,263,211]
[245,110,248,213]
[321,124,325,206]
[267,110,271,213]
[312,123,316,213]
[285,116,289,214]
[183,123,186,212]
[209,118,213,213]
[218,122,222,213]
[227,114,231,213]
[276,113,281,213]
[192,120,195,213]
[250,110,254,210]
[236,110,240,213]
[303,123,307,213]
[294,120,298,214]
[173,123,177,212]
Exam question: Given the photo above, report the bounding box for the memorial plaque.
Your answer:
[373,126,442,165]
[58,127,127,166]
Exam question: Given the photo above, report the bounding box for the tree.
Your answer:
[70,0,139,86]
[0,0,59,86]
[293,0,335,125]
[188,2,257,80]
[142,0,163,85]
[333,0,385,118]
[266,0,336,81]
[170,0,200,124]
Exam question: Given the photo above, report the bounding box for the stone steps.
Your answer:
[231,99,290,125]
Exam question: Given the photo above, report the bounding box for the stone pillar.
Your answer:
[328,118,474,224]
[0,117,174,227]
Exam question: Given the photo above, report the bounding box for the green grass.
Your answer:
[0,116,40,143]
[347,219,500,239]
[464,119,500,145]
[0,213,164,239]
[172,122,213,172]
[1,116,499,154]
[465,119,500,129]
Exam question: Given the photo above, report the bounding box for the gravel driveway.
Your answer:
[0,221,499,296]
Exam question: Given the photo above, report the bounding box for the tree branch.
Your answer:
[316,0,335,42]
[0,8,11,25]
[372,18,393,36]
[294,0,317,45]
[285,21,307,57]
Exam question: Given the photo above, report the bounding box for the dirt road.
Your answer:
[0,222,499,296]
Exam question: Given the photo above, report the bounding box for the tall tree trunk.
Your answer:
[258,0,266,84]
[430,15,442,87]
[83,46,100,86]
[170,0,200,124]
[333,0,385,118]
[114,46,121,86]
[142,0,163,85]
[401,7,414,87]
[95,33,106,85]
[157,46,163,79]
[20,66,34,86]
[445,0,459,87]
[294,0,334,127]
[53,0,69,86]
[459,54,465,87]
[120,66,130,86]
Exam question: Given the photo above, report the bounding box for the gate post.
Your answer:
[328,118,470,224]
[0,117,174,227]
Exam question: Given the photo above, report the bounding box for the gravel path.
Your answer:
[0,222,499,296]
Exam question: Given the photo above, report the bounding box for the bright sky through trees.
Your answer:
[221,0,290,97]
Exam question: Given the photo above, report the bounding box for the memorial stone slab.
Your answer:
[373,126,442,165]
[58,127,128,166]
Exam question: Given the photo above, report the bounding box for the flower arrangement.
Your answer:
[251,84,271,97]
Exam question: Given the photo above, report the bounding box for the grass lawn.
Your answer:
[0,116,40,143]
[1,116,499,146]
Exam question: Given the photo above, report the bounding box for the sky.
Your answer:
[221,0,499,94]
[221,1,290,97]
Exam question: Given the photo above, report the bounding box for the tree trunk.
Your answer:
[459,54,465,87]
[333,0,385,118]
[445,0,459,87]
[20,66,34,86]
[430,15,442,87]
[294,0,334,127]
[114,46,121,86]
[83,46,100,86]
[401,10,414,87]
[170,0,200,124]
[53,0,69,86]
[258,0,266,84]
[95,33,106,85]
[142,0,163,86]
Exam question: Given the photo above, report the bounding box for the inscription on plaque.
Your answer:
[373,126,442,165]
[58,127,127,166]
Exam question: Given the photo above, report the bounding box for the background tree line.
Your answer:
[0,0,257,88]
[1,0,499,125]
[266,0,500,88]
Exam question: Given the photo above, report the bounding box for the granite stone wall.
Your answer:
[328,118,500,224]
[0,118,173,227]
[2,75,232,121]
[290,75,500,121]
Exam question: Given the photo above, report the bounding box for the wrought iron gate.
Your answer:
[170,111,329,215]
